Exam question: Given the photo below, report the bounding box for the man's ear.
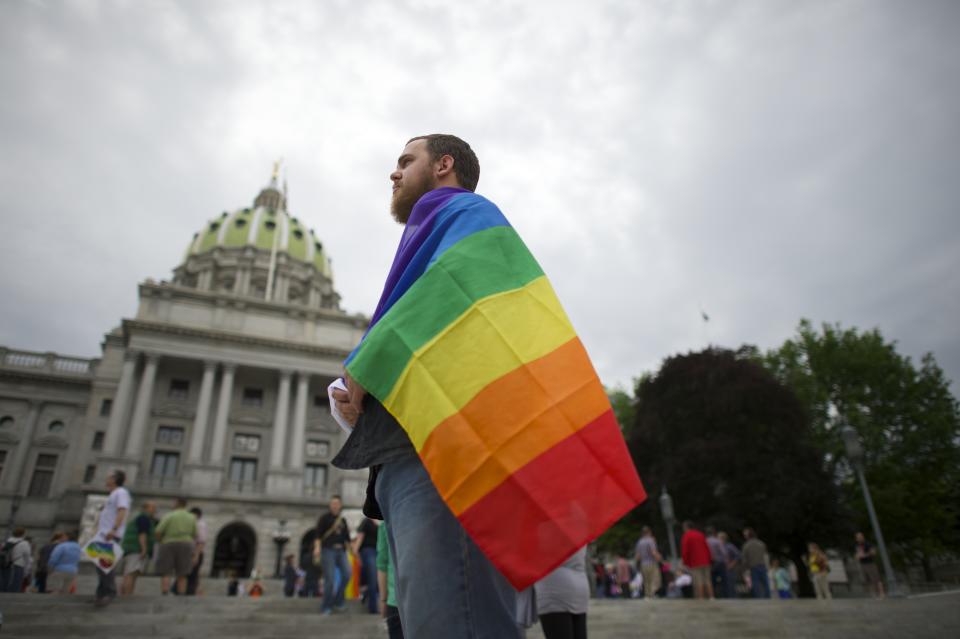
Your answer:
[435,154,455,179]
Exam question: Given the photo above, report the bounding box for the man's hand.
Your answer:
[332,373,367,427]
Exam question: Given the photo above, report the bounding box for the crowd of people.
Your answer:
[0,470,209,605]
[592,522,887,601]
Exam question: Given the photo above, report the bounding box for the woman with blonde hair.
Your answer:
[806,542,832,600]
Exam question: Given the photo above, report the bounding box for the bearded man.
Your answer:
[331,134,644,637]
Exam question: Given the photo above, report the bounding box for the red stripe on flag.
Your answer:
[457,409,646,590]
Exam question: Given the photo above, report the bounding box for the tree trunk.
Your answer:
[790,540,815,598]
[921,551,935,583]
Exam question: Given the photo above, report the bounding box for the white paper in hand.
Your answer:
[328,377,355,434]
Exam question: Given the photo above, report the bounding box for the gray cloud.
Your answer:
[1,0,958,392]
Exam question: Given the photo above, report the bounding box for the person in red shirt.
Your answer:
[681,521,714,600]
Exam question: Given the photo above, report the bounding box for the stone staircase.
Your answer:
[1,588,958,638]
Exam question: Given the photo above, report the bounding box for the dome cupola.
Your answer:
[172,164,341,310]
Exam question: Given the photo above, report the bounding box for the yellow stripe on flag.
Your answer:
[383,275,575,450]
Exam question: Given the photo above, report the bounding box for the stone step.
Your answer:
[1,592,959,638]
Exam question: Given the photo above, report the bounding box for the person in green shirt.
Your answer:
[154,497,197,595]
[119,501,156,595]
[377,522,403,639]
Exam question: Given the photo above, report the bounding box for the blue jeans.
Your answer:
[0,565,24,592]
[711,562,729,598]
[96,566,117,600]
[321,547,351,611]
[750,565,770,599]
[360,546,379,613]
[376,452,519,638]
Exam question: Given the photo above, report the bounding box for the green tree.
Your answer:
[763,320,960,578]
[597,379,647,556]
[624,347,845,596]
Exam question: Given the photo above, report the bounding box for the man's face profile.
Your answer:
[390,138,436,224]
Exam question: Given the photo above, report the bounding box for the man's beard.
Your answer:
[391,169,435,224]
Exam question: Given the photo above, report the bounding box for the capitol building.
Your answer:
[0,171,370,577]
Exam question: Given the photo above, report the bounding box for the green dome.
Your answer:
[185,203,332,278]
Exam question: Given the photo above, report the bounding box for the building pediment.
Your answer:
[153,403,193,419]
[233,411,268,426]
[34,434,69,449]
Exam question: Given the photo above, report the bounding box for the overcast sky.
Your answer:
[1,0,958,394]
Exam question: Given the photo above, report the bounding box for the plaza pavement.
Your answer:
[1,586,957,638]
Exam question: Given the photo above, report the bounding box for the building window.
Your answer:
[304,463,327,489]
[0,416,13,428]
[229,457,257,489]
[233,434,260,453]
[156,426,185,446]
[83,464,97,483]
[99,399,113,416]
[92,431,105,451]
[0,450,6,478]
[151,451,179,478]
[28,454,58,497]
[306,440,329,458]
[168,379,190,400]
[242,387,264,407]
[313,394,329,408]
[48,420,65,434]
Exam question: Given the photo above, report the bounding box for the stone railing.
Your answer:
[0,346,96,376]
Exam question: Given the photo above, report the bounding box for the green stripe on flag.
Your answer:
[348,225,544,399]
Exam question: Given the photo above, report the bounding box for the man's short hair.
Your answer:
[330,495,342,503]
[13,526,25,537]
[113,469,126,486]
[175,497,188,508]
[67,530,79,541]
[705,525,716,536]
[408,134,480,192]
[190,507,202,518]
[641,525,651,535]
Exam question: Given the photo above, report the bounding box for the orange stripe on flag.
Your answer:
[420,337,611,516]
[457,409,646,590]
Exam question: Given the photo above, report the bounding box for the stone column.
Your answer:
[270,371,292,469]
[1,401,41,493]
[124,353,160,457]
[208,364,236,464]
[187,361,218,463]
[103,351,138,455]
[288,373,309,469]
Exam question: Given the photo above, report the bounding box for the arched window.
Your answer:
[48,420,65,434]
[0,415,13,428]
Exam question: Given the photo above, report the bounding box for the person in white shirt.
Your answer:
[0,527,32,592]
[186,507,208,595]
[94,470,131,607]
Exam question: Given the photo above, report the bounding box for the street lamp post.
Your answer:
[272,519,291,579]
[659,487,679,568]
[841,425,901,597]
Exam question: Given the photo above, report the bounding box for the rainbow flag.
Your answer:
[346,187,646,589]
[344,551,361,599]
[81,539,122,573]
